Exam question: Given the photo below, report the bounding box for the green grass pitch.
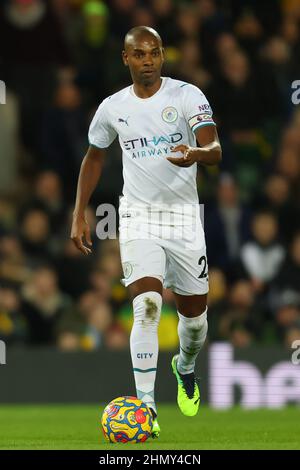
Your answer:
[0,404,299,450]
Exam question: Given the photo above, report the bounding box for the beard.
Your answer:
[139,71,159,87]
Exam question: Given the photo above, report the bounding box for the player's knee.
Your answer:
[132,291,162,329]
[178,307,208,336]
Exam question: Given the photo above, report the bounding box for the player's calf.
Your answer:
[130,291,162,416]
[177,308,208,375]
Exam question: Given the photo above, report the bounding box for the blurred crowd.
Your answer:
[0,0,300,351]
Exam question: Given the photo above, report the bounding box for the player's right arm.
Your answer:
[71,97,117,255]
[71,145,105,255]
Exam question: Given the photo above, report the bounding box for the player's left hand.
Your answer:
[166,145,198,167]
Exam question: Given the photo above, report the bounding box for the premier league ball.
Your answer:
[101,396,153,443]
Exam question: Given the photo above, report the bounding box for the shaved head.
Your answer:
[122,26,164,90]
[124,26,162,51]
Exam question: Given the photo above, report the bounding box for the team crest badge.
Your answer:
[162,106,178,123]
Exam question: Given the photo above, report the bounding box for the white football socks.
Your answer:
[177,308,208,375]
[130,291,162,415]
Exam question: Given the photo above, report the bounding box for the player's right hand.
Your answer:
[70,214,92,255]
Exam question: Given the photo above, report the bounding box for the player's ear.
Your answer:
[122,50,128,66]
[161,47,165,64]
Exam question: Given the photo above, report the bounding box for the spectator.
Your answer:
[258,173,300,242]
[176,4,201,43]
[105,323,129,350]
[240,211,285,291]
[56,290,100,351]
[0,197,16,234]
[261,36,298,116]
[110,0,138,41]
[19,208,54,265]
[284,326,300,350]
[205,174,252,277]
[218,280,263,345]
[97,252,123,284]
[0,0,72,156]
[0,285,27,345]
[0,234,29,285]
[21,265,71,344]
[69,1,111,103]
[277,147,300,187]
[57,290,113,351]
[176,38,211,89]
[215,33,240,62]
[32,171,66,233]
[80,301,112,349]
[56,239,94,299]
[210,50,256,134]
[234,11,264,61]
[152,0,176,46]
[275,305,300,344]
[131,6,155,29]
[269,232,300,313]
[40,81,88,198]
[207,268,227,341]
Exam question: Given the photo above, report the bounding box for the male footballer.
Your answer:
[71,26,222,438]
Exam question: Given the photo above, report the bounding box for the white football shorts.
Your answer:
[118,201,209,296]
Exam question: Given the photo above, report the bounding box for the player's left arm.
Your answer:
[167,125,222,167]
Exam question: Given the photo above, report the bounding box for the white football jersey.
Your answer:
[88,77,215,208]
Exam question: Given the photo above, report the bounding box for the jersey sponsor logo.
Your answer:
[162,106,178,123]
[123,132,182,150]
[118,116,130,126]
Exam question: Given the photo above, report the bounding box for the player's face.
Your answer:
[123,36,164,86]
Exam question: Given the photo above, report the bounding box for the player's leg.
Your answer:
[128,276,162,436]
[171,293,208,417]
[128,276,162,299]
[163,226,208,416]
[119,238,166,434]
[174,293,208,375]
[128,275,163,416]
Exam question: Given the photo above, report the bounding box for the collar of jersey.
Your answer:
[129,77,167,102]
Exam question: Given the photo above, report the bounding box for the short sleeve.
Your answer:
[182,84,216,134]
[88,98,117,149]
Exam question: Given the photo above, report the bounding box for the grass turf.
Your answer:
[0,404,299,450]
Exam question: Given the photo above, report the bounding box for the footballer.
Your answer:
[71,26,222,438]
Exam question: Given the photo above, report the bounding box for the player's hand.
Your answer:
[71,214,92,255]
[166,145,199,167]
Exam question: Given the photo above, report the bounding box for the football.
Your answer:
[101,396,153,443]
